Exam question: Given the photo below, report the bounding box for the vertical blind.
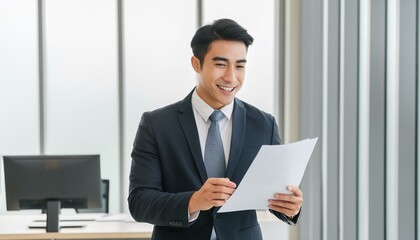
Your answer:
[298,0,418,239]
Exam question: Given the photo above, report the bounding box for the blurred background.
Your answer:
[0,0,418,240]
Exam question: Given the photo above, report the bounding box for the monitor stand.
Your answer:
[46,200,60,232]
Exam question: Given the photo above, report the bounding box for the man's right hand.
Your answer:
[188,178,236,213]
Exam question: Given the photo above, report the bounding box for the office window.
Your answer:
[122,0,197,211]
[0,0,40,210]
[0,0,40,155]
[43,0,120,213]
[203,0,276,115]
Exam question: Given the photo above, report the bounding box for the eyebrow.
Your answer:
[212,56,247,64]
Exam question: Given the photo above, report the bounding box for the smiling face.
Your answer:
[191,40,247,109]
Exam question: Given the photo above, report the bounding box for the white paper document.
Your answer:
[218,138,318,213]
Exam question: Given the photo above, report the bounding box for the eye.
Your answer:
[236,65,245,69]
[215,63,226,67]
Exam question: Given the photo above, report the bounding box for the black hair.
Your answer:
[190,18,254,67]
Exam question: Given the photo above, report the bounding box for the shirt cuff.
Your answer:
[188,210,200,222]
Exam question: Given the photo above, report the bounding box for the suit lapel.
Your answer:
[177,91,208,184]
[225,98,246,179]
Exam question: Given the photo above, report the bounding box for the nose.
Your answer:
[223,66,236,83]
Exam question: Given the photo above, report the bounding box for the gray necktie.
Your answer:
[204,110,225,240]
[204,110,226,178]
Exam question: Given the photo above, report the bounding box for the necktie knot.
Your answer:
[209,110,224,122]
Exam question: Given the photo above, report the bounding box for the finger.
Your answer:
[268,204,298,217]
[268,200,302,217]
[272,193,301,203]
[207,178,237,188]
[286,185,303,197]
[213,185,236,195]
[270,195,303,211]
[269,199,301,211]
[212,192,233,201]
[213,199,228,207]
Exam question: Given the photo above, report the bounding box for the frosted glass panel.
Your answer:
[0,0,40,155]
[0,0,40,212]
[123,0,197,211]
[203,0,275,115]
[43,0,119,212]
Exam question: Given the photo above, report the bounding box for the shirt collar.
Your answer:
[191,89,234,122]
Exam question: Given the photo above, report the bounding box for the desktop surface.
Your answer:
[0,213,153,240]
[0,211,284,240]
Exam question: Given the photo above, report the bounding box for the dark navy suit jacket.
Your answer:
[128,90,297,240]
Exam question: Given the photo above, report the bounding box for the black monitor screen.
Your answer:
[3,155,102,211]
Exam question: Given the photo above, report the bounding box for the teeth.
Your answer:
[218,85,234,92]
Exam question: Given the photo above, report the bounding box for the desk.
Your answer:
[0,213,153,240]
[0,211,287,240]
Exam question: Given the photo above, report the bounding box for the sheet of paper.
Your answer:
[218,138,318,213]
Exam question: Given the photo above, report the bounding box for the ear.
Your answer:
[191,56,201,73]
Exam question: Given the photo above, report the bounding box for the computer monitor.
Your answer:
[3,155,102,232]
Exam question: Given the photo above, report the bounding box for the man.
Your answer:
[128,18,303,240]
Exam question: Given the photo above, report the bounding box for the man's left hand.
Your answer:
[268,185,303,218]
